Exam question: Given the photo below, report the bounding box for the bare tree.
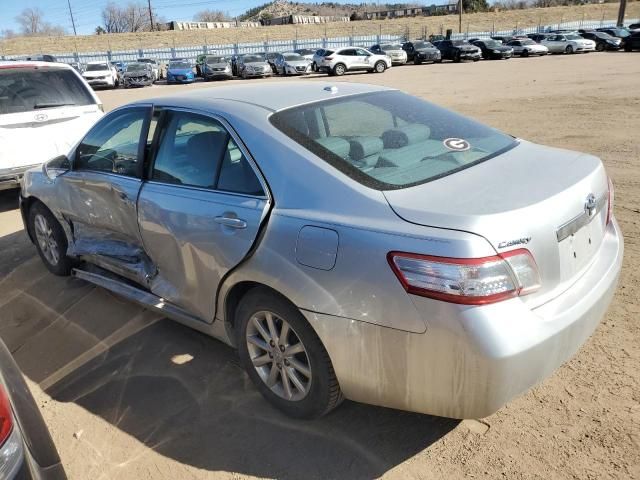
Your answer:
[101,2,158,33]
[14,8,66,36]
[194,9,230,22]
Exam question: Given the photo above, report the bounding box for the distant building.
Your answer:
[363,4,458,20]
[261,15,351,26]
[167,20,261,30]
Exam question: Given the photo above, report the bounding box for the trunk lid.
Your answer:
[383,140,609,307]
[0,105,102,169]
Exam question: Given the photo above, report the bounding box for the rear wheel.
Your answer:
[413,57,422,65]
[29,202,73,276]
[596,42,605,52]
[522,49,529,57]
[374,61,386,73]
[333,63,346,76]
[237,288,343,419]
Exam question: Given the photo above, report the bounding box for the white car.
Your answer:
[82,61,119,88]
[505,39,549,56]
[541,33,596,54]
[0,61,103,190]
[315,47,391,76]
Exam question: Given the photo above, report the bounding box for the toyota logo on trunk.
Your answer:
[34,113,48,122]
[584,193,597,217]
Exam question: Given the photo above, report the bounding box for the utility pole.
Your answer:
[617,0,627,27]
[458,0,463,33]
[67,0,77,35]
[147,0,155,31]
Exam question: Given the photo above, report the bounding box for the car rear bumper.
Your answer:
[0,165,39,191]
[304,219,623,419]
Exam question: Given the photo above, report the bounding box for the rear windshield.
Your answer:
[0,67,95,115]
[169,61,191,69]
[269,91,517,190]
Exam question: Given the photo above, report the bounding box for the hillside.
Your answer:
[1,2,638,56]
[239,0,418,21]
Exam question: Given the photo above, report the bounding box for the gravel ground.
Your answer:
[0,51,638,480]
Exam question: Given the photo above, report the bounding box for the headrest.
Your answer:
[315,136,351,159]
[349,137,384,164]
[382,124,431,149]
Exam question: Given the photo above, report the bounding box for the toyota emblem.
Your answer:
[584,193,597,217]
[34,113,48,122]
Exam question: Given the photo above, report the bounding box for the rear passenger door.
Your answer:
[137,108,270,321]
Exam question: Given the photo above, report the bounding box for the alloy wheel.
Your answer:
[245,310,312,401]
[34,213,59,266]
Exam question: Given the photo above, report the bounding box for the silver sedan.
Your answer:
[20,83,623,419]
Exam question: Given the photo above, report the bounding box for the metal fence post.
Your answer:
[138,48,144,58]
[234,43,239,55]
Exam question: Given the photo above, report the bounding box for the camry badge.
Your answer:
[497,237,532,249]
[584,193,597,217]
[34,113,48,122]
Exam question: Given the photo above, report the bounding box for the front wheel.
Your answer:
[374,61,386,73]
[596,42,605,52]
[237,288,343,419]
[522,49,529,57]
[332,63,346,76]
[29,202,74,276]
[565,45,574,54]
[413,57,422,65]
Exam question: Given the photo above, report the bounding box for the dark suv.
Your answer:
[432,39,481,62]
[623,30,640,51]
[401,40,442,64]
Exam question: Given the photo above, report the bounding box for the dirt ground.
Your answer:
[1,2,639,56]
[0,51,639,480]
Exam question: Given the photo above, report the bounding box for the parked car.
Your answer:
[628,22,640,30]
[202,55,233,81]
[0,337,67,479]
[527,33,553,43]
[166,59,195,84]
[490,35,515,43]
[25,54,57,62]
[293,48,316,60]
[580,31,622,51]
[136,58,160,81]
[541,34,596,53]
[122,62,154,88]
[195,53,207,77]
[265,52,280,73]
[0,61,103,190]
[401,40,442,64]
[623,30,640,51]
[369,43,408,65]
[311,48,329,71]
[471,39,513,59]
[236,53,272,79]
[20,82,622,420]
[82,60,119,88]
[315,47,391,76]
[273,52,312,75]
[433,39,482,62]
[68,61,84,73]
[505,38,549,56]
[596,27,631,40]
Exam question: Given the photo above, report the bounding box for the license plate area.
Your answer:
[558,211,606,280]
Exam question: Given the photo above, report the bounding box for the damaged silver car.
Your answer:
[20,83,623,419]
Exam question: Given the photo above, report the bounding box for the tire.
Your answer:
[237,288,343,419]
[29,202,74,276]
[453,51,461,63]
[311,61,317,72]
[522,49,529,58]
[413,57,422,65]
[374,61,386,73]
[596,42,605,52]
[565,45,574,54]
[624,43,632,52]
[332,63,346,76]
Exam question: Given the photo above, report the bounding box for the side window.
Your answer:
[356,48,370,56]
[152,111,264,195]
[76,107,147,177]
[152,111,228,188]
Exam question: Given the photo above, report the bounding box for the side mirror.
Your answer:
[43,155,70,180]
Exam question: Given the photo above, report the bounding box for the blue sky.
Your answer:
[0,0,417,35]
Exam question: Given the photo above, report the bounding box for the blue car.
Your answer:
[166,59,195,84]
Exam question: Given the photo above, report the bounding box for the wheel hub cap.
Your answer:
[34,214,59,266]
[246,310,312,401]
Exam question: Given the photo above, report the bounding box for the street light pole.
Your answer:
[458,0,463,33]
[147,0,155,31]
[67,0,77,35]
[617,0,627,27]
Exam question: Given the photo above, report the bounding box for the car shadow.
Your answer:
[0,232,458,479]
[0,189,19,214]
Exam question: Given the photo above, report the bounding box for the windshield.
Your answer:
[206,56,229,63]
[283,53,303,61]
[566,34,583,40]
[452,40,470,46]
[381,44,402,50]
[482,40,502,48]
[86,63,109,71]
[611,28,630,37]
[413,41,434,49]
[169,61,191,69]
[296,49,314,55]
[243,55,264,63]
[270,91,517,190]
[126,63,146,72]
[0,67,95,114]
[519,39,535,45]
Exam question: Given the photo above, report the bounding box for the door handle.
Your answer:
[214,216,247,229]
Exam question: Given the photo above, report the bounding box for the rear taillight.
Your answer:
[324,56,334,60]
[388,249,541,305]
[606,177,614,225]
[0,385,12,446]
